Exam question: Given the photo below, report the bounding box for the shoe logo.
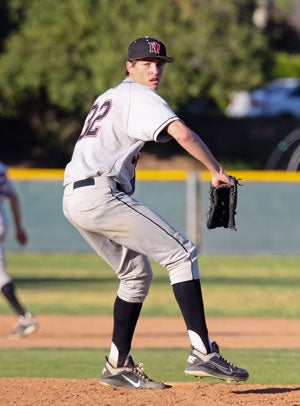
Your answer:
[211,358,234,374]
[188,355,197,364]
[226,366,233,374]
[121,374,141,388]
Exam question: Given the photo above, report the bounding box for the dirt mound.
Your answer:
[1,315,299,405]
[1,378,299,406]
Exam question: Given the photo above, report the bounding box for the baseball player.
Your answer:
[63,36,249,389]
[0,161,38,338]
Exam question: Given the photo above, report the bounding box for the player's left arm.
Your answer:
[165,119,233,187]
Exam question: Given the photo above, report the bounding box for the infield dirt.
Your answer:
[1,315,299,405]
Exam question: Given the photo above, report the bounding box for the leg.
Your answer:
[0,244,38,338]
[66,227,163,387]
[173,279,211,353]
[1,281,26,316]
[111,296,142,367]
[0,241,25,316]
[85,236,153,366]
[63,214,153,365]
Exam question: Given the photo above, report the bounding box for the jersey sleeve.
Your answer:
[127,87,178,143]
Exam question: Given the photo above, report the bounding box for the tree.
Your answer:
[0,0,269,163]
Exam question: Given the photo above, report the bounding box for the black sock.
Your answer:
[172,279,210,353]
[112,295,142,367]
[1,282,26,316]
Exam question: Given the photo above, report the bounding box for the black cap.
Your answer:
[128,36,174,63]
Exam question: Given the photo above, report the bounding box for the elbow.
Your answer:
[174,128,194,145]
[166,120,194,145]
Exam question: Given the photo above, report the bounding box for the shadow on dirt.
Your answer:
[234,386,300,395]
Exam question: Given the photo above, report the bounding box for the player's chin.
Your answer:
[149,80,159,90]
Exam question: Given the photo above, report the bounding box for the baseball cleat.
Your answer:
[9,312,38,339]
[100,356,166,390]
[185,342,249,382]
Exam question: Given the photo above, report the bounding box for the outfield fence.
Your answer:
[4,168,300,255]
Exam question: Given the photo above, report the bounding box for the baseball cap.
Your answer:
[128,36,174,63]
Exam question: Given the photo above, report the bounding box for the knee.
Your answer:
[168,240,200,284]
[1,281,13,294]
[0,275,12,290]
[118,269,153,303]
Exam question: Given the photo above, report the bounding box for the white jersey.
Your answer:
[0,161,16,245]
[0,161,16,207]
[63,78,179,194]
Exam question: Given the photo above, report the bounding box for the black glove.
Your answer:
[207,177,240,230]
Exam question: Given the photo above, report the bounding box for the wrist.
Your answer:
[210,164,223,177]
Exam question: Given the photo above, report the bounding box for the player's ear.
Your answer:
[126,60,135,74]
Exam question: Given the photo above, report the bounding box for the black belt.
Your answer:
[73,178,95,189]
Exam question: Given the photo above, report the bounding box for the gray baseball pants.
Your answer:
[63,175,200,303]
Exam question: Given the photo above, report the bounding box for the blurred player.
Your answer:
[0,161,38,338]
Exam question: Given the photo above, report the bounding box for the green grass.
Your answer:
[1,253,299,318]
[1,252,299,384]
[0,348,299,384]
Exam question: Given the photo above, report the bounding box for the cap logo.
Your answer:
[128,37,173,62]
[149,41,161,55]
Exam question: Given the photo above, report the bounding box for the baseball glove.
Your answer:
[207,177,240,231]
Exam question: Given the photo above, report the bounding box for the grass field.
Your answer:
[1,253,299,318]
[1,348,299,384]
[0,252,299,384]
